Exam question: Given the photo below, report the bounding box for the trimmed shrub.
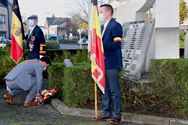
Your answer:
[46,41,60,49]
[46,49,88,63]
[63,63,94,107]
[0,48,16,83]
[48,63,64,99]
[69,49,89,64]
[149,59,188,117]
[47,58,188,118]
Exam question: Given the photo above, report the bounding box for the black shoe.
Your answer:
[108,117,121,125]
[95,115,110,121]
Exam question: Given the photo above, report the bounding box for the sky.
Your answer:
[18,0,83,26]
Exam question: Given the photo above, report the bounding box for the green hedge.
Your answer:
[149,59,188,117]
[48,62,94,107]
[46,41,60,49]
[63,63,94,107]
[48,63,64,99]
[48,59,188,118]
[46,49,88,63]
[0,48,16,83]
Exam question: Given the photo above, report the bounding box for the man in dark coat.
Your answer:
[98,4,123,124]
[26,15,46,59]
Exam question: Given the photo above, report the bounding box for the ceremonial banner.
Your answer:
[11,0,24,64]
[90,0,105,93]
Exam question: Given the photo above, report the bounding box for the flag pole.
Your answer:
[94,82,98,119]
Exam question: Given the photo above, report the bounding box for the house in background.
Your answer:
[45,15,73,39]
[0,3,8,38]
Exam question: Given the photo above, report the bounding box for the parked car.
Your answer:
[77,38,88,45]
[0,37,7,48]
[48,35,60,43]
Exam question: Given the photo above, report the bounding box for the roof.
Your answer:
[46,17,70,26]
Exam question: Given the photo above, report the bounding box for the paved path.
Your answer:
[0,86,144,125]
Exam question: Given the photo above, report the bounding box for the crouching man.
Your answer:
[3,57,51,106]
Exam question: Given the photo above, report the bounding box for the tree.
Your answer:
[69,0,90,39]
[69,0,89,25]
[76,0,89,23]
[180,0,188,24]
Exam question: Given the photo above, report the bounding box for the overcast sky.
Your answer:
[18,0,83,25]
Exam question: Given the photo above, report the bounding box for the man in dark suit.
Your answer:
[98,4,123,124]
[26,15,46,59]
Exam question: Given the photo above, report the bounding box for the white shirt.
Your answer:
[102,19,111,37]
[28,25,36,38]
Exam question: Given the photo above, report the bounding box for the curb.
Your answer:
[51,99,188,125]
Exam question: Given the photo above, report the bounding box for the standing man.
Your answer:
[26,15,46,59]
[3,57,51,106]
[99,4,123,124]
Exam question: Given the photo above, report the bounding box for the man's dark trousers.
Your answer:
[102,69,121,119]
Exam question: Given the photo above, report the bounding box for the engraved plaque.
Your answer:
[121,21,154,80]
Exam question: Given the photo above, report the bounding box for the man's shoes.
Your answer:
[23,100,37,107]
[107,117,121,125]
[95,115,110,121]
[3,93,13,104]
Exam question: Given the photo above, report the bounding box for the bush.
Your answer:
[180,31,186,49]
[47,49,88,63]
[46,41,60,49]
[149,59,188,117]
[69,49,89,64]
[48,63,64,99]
[47,58,188,119]
[0,48,16,83]
[63,63,94,107]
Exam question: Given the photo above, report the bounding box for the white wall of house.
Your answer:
[49,25,58,36]
[0,5,8,38]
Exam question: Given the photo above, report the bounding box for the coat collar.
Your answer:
[28,25,38,39]
[102,18,114,39]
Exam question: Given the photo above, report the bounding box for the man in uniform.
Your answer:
[26,15,46,59]
[3,57,51,106]
[98,4,123,124]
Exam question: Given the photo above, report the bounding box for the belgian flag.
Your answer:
[90,0,105,94]
[11,0,24,64]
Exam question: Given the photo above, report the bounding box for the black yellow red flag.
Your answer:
[90,0,105,93]
[11,0,25,64]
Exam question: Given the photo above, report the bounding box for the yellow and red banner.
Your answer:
[90,0,105,94]
[11,0,24,64]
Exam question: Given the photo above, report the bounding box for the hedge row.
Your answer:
[0,48,16,83]
[48,59,188,119]
[149,59,188,118]
[48,62,94,107]
[48,63,64,99]
[63,63,94,107]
